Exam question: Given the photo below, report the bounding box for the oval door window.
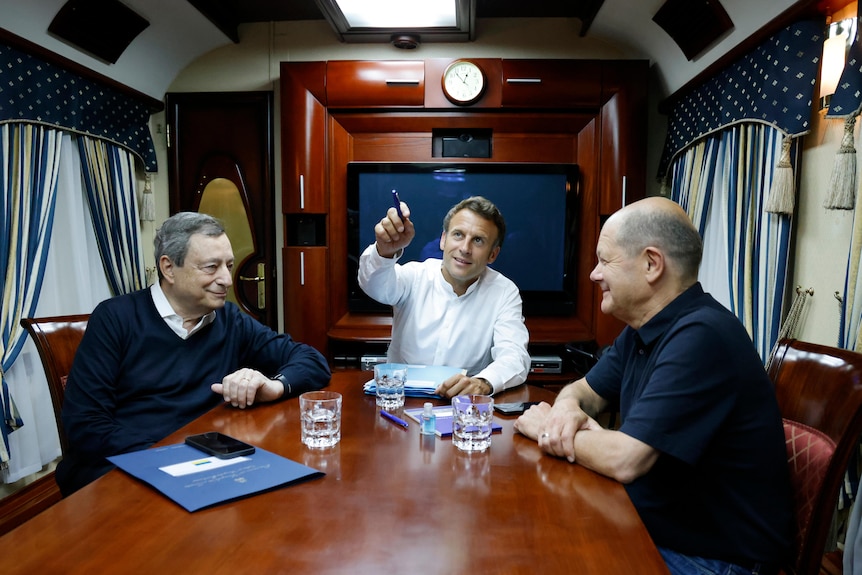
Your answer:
[198,177,255,311]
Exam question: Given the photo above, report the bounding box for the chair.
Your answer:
[768,338,862,575]
[0,314,89,536]
[19,314,89,455]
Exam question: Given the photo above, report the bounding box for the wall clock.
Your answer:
[442,60,486,106]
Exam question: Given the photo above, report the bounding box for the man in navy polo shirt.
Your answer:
[515,197,792,575]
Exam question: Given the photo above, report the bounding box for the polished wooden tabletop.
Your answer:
[1,370,668,574]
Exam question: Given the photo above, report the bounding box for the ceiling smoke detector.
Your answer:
[391,34,420,49]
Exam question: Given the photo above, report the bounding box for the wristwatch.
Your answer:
[478,378,493,395]
[271,373,291,397]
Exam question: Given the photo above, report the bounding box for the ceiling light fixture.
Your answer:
[314,0,475,44]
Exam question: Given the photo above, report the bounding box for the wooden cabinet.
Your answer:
[326,60,425,108]
[279,59,647,355]
[283,247,328,352]
[501,59,602,108]
[599,60,648,215]
[280,62,327,213]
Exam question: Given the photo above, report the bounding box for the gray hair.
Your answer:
[615,206,703,281]
[154,212,225,280]
[442,196,507,249]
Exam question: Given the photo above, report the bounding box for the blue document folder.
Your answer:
[108,443,324,512]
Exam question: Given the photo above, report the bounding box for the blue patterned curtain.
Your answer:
[658,19,823,180]
[77,136,146,296]
[0,123,62,464]
[669,124,794,364]
[0,42,157,172]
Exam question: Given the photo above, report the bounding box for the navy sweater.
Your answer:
[56,289,330,495]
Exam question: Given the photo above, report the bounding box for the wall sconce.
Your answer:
[821,17,856,111]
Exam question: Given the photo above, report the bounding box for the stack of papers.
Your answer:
[363,365,467,398]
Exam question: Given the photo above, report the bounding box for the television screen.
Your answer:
[347,162,580,316]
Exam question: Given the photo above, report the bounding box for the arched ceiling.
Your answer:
[0,0,822,101]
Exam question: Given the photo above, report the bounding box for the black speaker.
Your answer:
[434,129,492,158]
[48,0,150,64]
[287,214,326,247]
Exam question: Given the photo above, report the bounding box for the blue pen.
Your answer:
[380,410,409,428]
[391,189,404,220]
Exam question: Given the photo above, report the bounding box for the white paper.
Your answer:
[159,455,250,477]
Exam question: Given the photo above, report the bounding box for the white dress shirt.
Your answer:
[150,283,215,339]
[358,244,530,393]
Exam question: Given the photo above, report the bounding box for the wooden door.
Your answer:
[165,92,276,328]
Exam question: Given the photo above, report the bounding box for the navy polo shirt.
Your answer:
[587,283,792,566]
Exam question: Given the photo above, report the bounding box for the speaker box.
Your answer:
[434,129,492,158]
[48,0,150,64]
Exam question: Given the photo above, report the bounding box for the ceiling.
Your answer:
[0,0,825,102]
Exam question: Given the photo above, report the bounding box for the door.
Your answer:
[165,92,276,328]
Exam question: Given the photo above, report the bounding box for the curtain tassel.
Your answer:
[765,136,795,215]
[140,172,155,222]
[824,115,858,210]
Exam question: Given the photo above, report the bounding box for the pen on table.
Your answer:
[391,189,404,220]
[380,410,409,428]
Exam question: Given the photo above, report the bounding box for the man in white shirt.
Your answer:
[358,196,530,397]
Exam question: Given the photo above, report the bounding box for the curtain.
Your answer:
[3,133,112,482]
[0,124,63,466]
[77,136,146,296]
[669,123,793,362]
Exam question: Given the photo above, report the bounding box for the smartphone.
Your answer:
[493,401,540,415]
[185,432,255,459]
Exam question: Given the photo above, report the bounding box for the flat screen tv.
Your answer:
[346,162,580,316]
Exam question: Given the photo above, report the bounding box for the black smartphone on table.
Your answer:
[493,401,540,415]
[185,432,255,459]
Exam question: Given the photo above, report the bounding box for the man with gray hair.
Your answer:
[58,212,330,495]
[515,197,792,575]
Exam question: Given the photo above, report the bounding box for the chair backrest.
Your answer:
[768,338,862,575]
[19,314,89,455]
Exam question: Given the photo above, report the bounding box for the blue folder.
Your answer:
[108,443,324,512]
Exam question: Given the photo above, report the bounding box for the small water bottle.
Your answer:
[420,402,436,436]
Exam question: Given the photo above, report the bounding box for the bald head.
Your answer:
[607,197,703,284]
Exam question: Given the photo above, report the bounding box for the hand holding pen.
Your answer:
[374,189,415,258]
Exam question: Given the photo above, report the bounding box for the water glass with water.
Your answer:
[300,390,342,448]
[374,363,407,409]
[452,394,494,452]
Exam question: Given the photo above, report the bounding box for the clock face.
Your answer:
[442,60,486,105]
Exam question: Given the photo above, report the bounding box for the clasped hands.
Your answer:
[211,368,284,409]
[514,398,601,463]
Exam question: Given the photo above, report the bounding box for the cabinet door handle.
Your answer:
[299,174,305,210]
[506,78,542,84]
[300,251,305,286]
[622,175,627,207]
[385,79,421,85]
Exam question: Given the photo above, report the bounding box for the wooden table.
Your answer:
[0,370,668,574]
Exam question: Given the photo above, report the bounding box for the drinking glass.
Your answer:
[374,363,408,409]
[300,390,342,448]
[451,394,494,452]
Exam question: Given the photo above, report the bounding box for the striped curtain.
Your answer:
[669,123,794,363]
[0,124,62,464]
[839,195,862,351]
[77,136,146,296]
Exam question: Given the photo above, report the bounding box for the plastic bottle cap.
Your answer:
[423,402,433,415]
